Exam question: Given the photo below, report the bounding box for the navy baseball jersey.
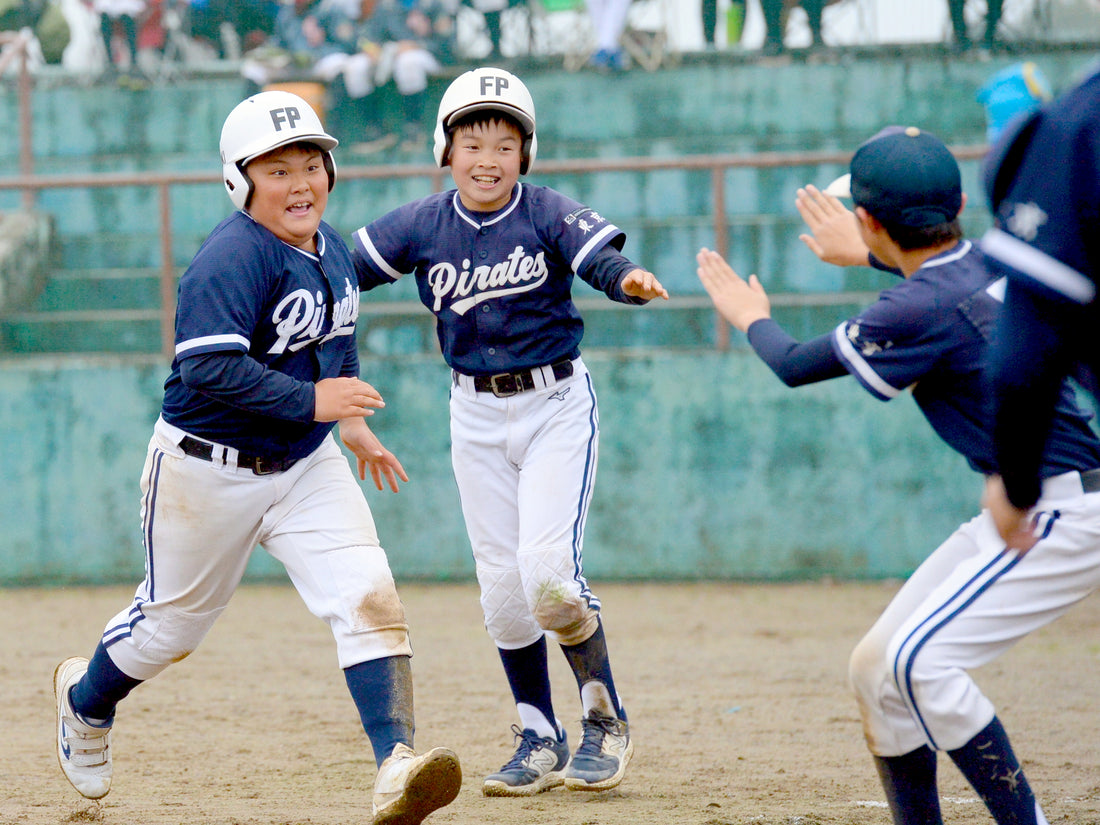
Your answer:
[830,240,1100,476]
[351,182,641,375]
[982,61,1100,308]
[979,62,1100,506]
[162,211,361,459]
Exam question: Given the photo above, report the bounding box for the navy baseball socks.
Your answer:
[486,638,571,795]
[874,746,943,825]
[561,621,633,791]
[344,656,461,825]
[874,718,1046,825]
[949,717,1047,825]
[54,643,142,799]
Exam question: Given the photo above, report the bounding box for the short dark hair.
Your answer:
[449,109,524,136]
[878,216,964,251]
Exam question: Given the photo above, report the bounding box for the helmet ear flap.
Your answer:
[521,133,537,175]
[323,152,337,191]
[223,161,254,210]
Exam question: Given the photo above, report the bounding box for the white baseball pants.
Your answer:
[100,417,412,681]
[850,470,1100,755]
[450,358,602,650]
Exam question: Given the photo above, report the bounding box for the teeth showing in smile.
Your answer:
[289,202,310,210]
[474,176,497,184]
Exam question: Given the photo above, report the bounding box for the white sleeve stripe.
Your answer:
[832,322,901,399]
[981,228,1095,305]
[571,224,621,272]
[175,333,249,356]
[354,227,403,281]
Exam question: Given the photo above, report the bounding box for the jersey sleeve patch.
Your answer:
[560,206,623,272]
[832,321,901,400]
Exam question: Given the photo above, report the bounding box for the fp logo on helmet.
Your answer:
[479,76,509,96]
[269,107,302,131]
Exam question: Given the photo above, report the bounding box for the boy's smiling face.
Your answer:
[245,142,329,251]
[448,118,523,213]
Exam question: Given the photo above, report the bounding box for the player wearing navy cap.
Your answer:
[979,62,1100,554]
[352,67,668,797]
[53,90,461,825]
[697,125,1100,825]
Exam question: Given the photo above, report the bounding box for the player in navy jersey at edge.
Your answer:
[978,62,1100,553]
[351,67,668,797]
[52,90,461,825]
[695,126,1100,825]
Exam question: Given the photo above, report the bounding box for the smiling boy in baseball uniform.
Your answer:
[351,66,668,797]
[53,90,460,825]
[697,126,1100,825]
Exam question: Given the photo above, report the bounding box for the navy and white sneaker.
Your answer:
[54,657,113,799]
[564,710,633,791]
[483,725,570,796]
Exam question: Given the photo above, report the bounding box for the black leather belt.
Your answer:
[1081,468,1100,493]
[179,435,297,475]
[469,359,574,397]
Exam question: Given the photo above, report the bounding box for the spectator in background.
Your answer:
[344,0,456,153]
[760,0,825,54]
[947,0,1002,51]
[585,0,629,71]
[463,0,507,58]
[189,0,279,58]
[240,0,353,91]
[93,0,148,79]
[700,0,744,50]
[700,0,717,49]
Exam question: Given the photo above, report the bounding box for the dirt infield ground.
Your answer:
[4,581,1099,825]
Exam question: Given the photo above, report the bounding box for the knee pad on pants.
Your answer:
[477,563,543,648]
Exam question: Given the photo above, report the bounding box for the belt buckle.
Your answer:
[488,372,519,397]
[251,456,281,475]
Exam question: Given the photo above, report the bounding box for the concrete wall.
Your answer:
[0,349,977,586]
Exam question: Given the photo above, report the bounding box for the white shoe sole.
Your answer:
[373,747,461,825]
[482,768,566,797]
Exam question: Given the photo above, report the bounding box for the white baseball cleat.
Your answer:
[54,657,113,799]
[372,743,462,825]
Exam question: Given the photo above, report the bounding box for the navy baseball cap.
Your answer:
[827,126,962,228]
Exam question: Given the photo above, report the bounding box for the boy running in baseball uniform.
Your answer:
[351,66,668,796]
[696,126,1100,825]
[53,90,460,825]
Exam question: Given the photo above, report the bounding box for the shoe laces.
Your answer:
[574,713,623,757]
[501,725,554,769]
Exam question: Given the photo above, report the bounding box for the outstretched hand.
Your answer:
[622,268,670,301]
[695,247,771,333]
[339,417,409,492]
[795,184,870,268]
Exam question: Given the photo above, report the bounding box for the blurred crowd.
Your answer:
[0,0,1041,150]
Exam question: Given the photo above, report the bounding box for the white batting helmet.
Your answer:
[433,67,537,174]
[220,90,339,210]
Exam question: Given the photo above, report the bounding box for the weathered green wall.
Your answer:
[0,350,976,586]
